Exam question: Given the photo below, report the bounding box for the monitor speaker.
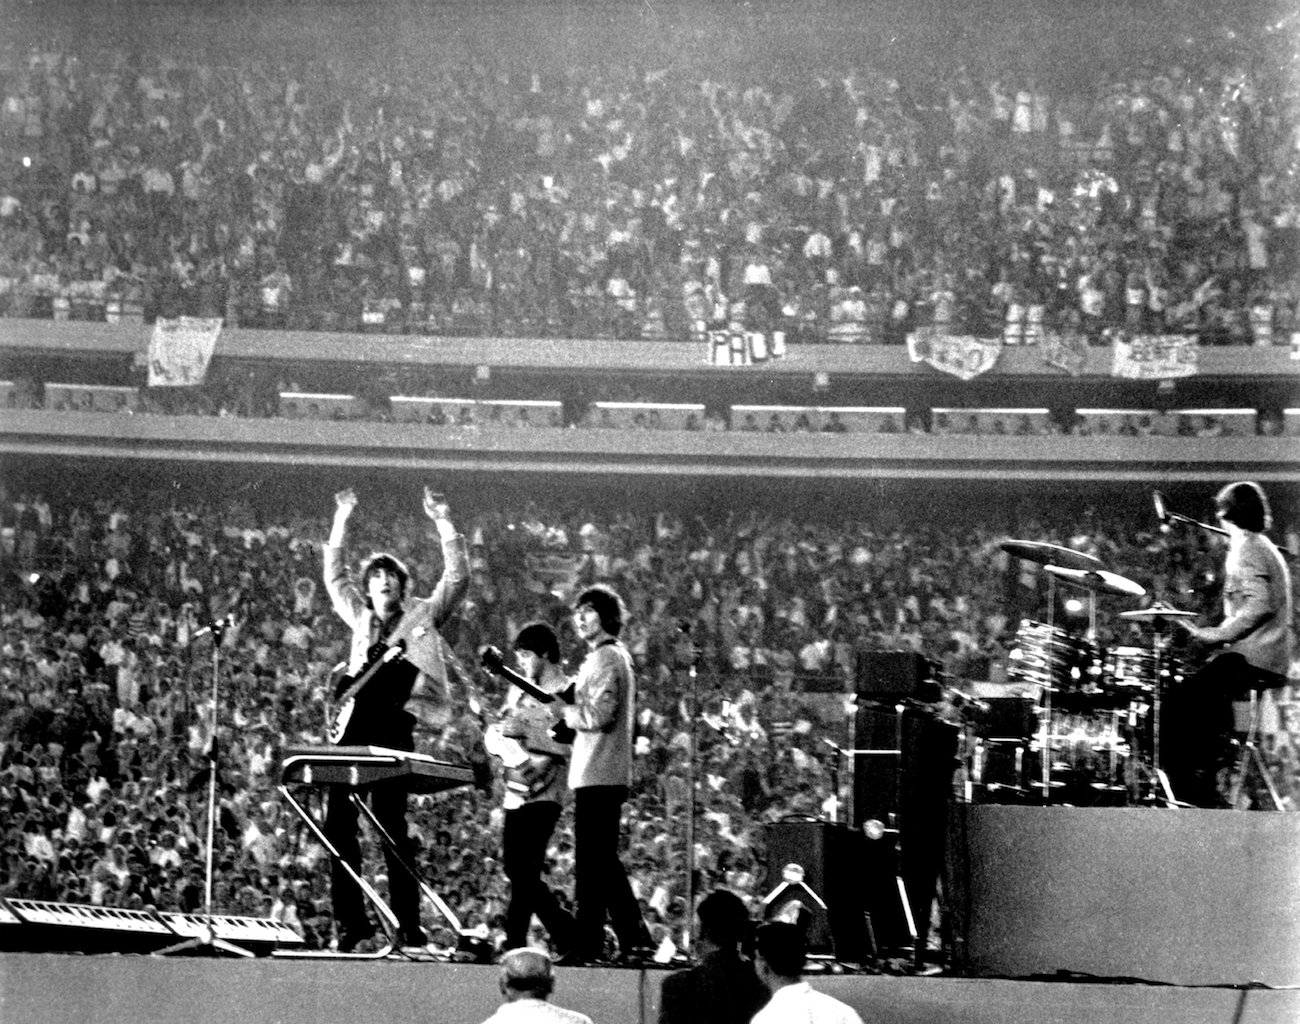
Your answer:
[762,821,869,965]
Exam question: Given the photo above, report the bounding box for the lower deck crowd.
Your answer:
[1,484,1296,953]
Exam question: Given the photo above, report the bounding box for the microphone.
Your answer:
[943,687,990,713]
[193,613,235,639]
[1152,491,1168,525]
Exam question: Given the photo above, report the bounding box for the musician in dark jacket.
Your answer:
[486,622,575,953]
[322,485,469,952]
[658,889,769,1024]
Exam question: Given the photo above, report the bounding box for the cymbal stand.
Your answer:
[1142,625,1178,805]
[1140,531,1186,807]
[1038,573,1057,801]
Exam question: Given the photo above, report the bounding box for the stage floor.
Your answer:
[2,952,1298,1024]
[3,807,1297,1023]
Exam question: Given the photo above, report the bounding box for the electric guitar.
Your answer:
[327,640,407,745]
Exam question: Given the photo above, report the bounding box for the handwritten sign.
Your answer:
[1110,334,1198,380]
[907,327,1002,381]
[1041,329,1089,376]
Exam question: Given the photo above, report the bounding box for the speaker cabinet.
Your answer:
[855,651,938,700]
[853,703,960,956]
[762,821,869,964]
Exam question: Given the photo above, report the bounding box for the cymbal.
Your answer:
[1118,602,1198,622]
[1044,565,1147,598]
[1000,540,1104,572]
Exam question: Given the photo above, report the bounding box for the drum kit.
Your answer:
[965,540,1198,806]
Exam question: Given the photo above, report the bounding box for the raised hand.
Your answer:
[480,645,506,673]
[422,486,449,522]
[335,488,358,513]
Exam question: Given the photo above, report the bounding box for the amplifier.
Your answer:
[855,651,937,701]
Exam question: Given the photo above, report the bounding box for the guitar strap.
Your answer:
[374,607,404,647]
[355,609,417,712]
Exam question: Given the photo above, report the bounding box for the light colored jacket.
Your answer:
[565,640,636,789]
[323,532,469,722]
[1200,532,1293,678]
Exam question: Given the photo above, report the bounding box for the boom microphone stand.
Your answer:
[157,615,253,957]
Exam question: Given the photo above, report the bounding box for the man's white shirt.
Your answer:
[751,981,865,1024]
[480,998,594,1024]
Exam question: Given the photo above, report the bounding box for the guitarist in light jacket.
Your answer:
[321,485,469,952]
[560,585,653,964]
[488,622,576,953]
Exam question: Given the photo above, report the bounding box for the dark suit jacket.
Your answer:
[658,950,770,1024]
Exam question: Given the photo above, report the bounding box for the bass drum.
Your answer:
[1028,708,1131,804]
[1007,620,1103,707]
[965,696,1038,803]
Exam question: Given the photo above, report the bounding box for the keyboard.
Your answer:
[280,745,475,794]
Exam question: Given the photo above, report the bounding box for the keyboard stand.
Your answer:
[350,793,466,943]
[274,784,398,958]
[273,746,480,960]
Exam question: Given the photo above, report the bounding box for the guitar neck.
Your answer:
[485,660,555,705]
[338,643,404,704]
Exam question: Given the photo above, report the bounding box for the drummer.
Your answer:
[1162,482,1293,808]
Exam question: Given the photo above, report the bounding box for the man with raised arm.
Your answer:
[322,485,468,952]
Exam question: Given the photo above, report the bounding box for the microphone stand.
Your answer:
[681,627,698,957]
[157,616,254,957]
[1145,495,1190,806]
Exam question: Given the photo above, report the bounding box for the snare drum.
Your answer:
[1105,646,1157,693]
[1103,645,1184,696]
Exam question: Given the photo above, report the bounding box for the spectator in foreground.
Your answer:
[751,922,864,1024]
[480,947,594,1024]
[658,888,768,1024]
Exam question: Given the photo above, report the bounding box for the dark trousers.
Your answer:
[572,785,649,959]
[1162,652,1282,807]
[323,780,422,940]
[502,800,572,950]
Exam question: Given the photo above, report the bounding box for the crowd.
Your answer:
[1,481,1296,954]
[0,9,1297,345]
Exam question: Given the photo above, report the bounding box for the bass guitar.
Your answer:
[474,646,573,799]
[479,646,575,708]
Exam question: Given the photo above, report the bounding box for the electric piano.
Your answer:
[275,746,476,956]
[280,745,475,794]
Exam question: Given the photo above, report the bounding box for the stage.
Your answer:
[2,806,1297,1024]
[2,952,1298,1024]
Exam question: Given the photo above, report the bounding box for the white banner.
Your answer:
[147,316,223,387]
[906,327,1002,381]
[1110,333,1198,380]
[707,329,785,367]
